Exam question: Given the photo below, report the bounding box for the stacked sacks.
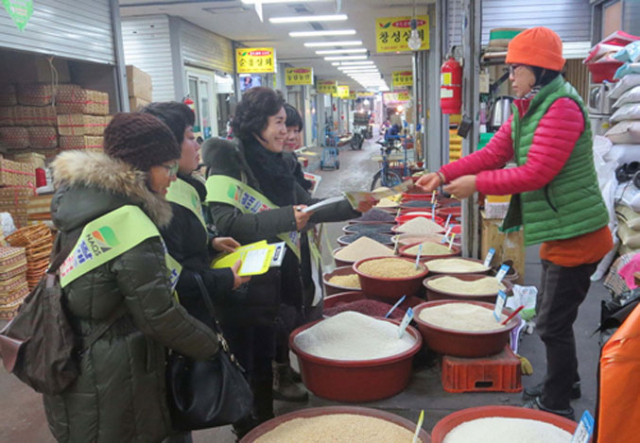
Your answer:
[0,246,29,320]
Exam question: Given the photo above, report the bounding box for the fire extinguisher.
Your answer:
[440,57,462,115]
[183,96,195,112]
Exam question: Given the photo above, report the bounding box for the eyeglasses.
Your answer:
[508,64,526,76]
[160,162,179,177]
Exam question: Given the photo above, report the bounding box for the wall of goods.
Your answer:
[0,52,117,320]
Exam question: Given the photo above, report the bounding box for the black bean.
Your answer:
[344,224,394,235]
[353,209,395,222]
[339,233,393,245]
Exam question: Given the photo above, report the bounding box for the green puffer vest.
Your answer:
[502,76,609,246]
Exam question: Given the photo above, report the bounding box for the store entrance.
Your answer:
[186,68,217,140]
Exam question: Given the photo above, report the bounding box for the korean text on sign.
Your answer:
[375,15,430,53]
[236,48,276,74]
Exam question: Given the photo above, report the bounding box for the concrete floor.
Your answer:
[0,136,609,442]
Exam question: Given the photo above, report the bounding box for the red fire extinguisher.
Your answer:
[440,57,462,115]
[183,96,195,112]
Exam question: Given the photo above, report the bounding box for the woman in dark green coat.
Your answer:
[44,113,220,443]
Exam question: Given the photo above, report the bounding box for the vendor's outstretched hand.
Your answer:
[444,175,477,199]
[212,236,241,253]
[415,172,442,193]
[356,197,376,213]
[231,260,251,289]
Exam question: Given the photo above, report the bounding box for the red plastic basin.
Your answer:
[399,241,461,261]
[323,267,362,296]
[431,406,577,442]
[437,207,462,218]
[413,300,519,357]
[401,192,432,201]
[324,290,425,311]
[354,256,429,300]
[241,406,432,442]
[423,273,513,304]
[425,257,491,276]
[290,318,423,402]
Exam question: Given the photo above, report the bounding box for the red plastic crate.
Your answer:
[441,345,522,393]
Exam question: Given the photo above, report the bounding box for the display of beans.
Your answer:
[338,233,394,245]
[402,200,433,208]
[353,209,396,222]
[324,299,405,319]
[344,224,394,235]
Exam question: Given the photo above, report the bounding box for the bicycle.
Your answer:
[370,137,403,191]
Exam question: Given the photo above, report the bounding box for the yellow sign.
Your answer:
[383,91,411,103]
[393,70,413,88]
[348,91,357,100]
[285,67,313,86]
[317,80,338,95]
[357,91,375,98]
[375,15,430,52]
[333,85,350,99]
[236,47,276,74]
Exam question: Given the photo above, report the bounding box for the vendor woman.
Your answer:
[417,27,612,420]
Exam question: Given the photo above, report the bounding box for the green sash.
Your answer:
[166,177,207,232]
[205,175,301,259]
[60,205,182,290]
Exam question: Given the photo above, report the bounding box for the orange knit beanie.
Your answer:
[506,27,565,71]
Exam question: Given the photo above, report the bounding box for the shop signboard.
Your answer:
[383,91,411,104]
[357,91,375,98]
[317,80,338,95]
[3,0,33,31]
[347,91,357,100]
[236,47,276,74]
[285,67,313,86]
[333,85,350,99]
[393,70,413,89]
[375,15,429,53]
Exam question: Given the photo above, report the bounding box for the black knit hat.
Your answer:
[103,113,181,171]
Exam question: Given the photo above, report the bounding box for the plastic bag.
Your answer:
[611,102,640,122]
[586,43,625,64]
[608,74,640,100]
[506,285,537,321]
[613,41,640,63]
[605,120,640,144]
[613,85,640,109]
[605,144,640,166]
[615,63,640,80]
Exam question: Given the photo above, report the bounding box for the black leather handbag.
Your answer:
[167,274,254,431]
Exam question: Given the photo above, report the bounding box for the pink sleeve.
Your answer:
[439,117,514,182]
[476,98,585,195]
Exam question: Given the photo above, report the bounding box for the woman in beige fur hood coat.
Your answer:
[44,114,220,443]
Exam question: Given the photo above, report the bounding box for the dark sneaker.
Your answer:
[523,381,581,400]
[523,396,575,421]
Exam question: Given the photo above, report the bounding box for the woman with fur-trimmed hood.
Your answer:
[43,113,220,443]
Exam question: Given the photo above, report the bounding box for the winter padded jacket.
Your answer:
[202,137,359,327]
[44,151,219,443]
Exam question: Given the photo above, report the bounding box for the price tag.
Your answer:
[493,290,507,322]
[495,264,510,282]
[431,203,436,219]
[444,214,452,229]
[440,225,453,243]
[430,191,436,204]
[571,411,594,443]
[483,247,496,267]
[398,307,414,338]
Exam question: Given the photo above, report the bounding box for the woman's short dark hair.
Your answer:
[140,102,195,144]
[232,87,285,141]
[530,67,561,87]
[284,103,303,131]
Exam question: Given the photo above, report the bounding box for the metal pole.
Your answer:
[109,0,129,111]
[461,0,481,258]
[426,1,445,172]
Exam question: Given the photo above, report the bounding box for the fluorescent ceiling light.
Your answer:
[324,55,367,61]
[270,14,347,24]
[242,0,331,3]
[290,30,356,37]
[339,65,378,70]
[331,62,341,66]
[304,40,362,48]
[316,48,367,55]
[339,61,375,66]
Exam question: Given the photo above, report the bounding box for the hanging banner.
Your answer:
[285,67,313,86]
[393,70,413,89]
[333,85,350,99]
[357,91,375,98]
[317,80,338,95]
[383,91,411,104]
[3,0,33,31]
[347,91,357,100]
[236,47,276,74]
[375,15,430,53]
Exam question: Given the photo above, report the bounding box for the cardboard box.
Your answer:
[126,65,153,102]
[129,96,150,111]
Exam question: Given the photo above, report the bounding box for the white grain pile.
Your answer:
[427,258,490,273]
[294,311,416,361]
[375,197,398,208]
[255,414,421,443]
[418,303,507,332]
[405,241,453,256]
[397,217,443,235]
[428,276,506,295]
[443,417,572,443]
[395,233,445,247]
[334,236,394,262]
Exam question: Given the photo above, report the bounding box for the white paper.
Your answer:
[240,249,269,274]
